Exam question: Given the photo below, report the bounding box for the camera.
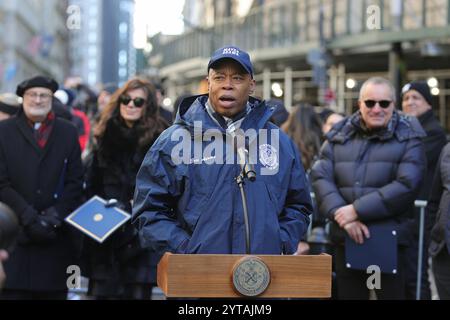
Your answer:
[0,202,19,251]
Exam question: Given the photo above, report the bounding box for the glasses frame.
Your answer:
[24,91,53,101]
[119,95,146,108]
[363,100,393,109]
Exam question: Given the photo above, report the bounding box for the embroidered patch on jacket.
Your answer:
[259,144,279,171]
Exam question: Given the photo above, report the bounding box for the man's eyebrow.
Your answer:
[212,70,247,76]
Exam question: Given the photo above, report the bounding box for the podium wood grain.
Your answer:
[157,253,332,298]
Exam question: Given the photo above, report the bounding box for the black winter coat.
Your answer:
[311,110,426,246]
[410,110,447,237]
[0,110,83,291]
[417,110,447,201]
[83,117,164,291]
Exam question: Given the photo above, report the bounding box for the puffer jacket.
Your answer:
[311,110,426,245]
[132,94,312,255]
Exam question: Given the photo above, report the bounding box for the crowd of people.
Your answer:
[0,45,449,300]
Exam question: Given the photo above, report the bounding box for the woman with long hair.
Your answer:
[282,104,323,172]
[283,104,325,256]
[84,78,168,300]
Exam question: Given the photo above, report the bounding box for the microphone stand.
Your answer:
[235,150,256,255]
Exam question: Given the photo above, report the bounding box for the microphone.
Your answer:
[237,147,256,182]
[236,144,255,254]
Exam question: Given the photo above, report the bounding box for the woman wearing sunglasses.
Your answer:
[83,78,168,300]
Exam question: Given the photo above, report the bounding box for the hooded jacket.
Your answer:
[311,110,426,245]
[132,95,312,255]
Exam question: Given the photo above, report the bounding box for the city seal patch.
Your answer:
[259,144,279,171]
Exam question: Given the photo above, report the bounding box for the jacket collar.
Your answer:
[417,108,434,125]
[174,94,274,134]
[15,109,57,156]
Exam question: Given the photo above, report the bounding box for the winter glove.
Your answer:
[40,206,62,229]
[25,217,58,243]
[25,207,62,243]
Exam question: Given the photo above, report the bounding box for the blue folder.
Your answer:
[345,223,398,274]
[65,196,131,243]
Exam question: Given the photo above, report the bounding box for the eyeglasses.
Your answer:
[24,92,52,101]
[364,100,392,109]
[119,95,146,108]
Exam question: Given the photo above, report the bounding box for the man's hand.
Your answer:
[335,204,358,228]
[293,241,310,255]
[0,250,9,289]
[343,221,370,244]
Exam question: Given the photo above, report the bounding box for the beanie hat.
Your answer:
[401,81,433,106]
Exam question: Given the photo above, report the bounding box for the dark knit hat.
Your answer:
[401,81,433,106]
[16,76,58,97]
[318,108,335,123]
[0,93,21,116]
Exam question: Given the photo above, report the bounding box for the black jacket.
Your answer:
[417,110,447,201]
[406,110,447,237]
[83,117,165,290]
[311,110,426,245]
[0,110,83,291]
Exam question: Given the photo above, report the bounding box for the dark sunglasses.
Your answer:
[364,100,392,109]
[119,95,146,108]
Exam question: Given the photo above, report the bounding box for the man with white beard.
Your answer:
[0,76,83,299]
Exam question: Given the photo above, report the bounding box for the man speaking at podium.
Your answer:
[133,46,312,257]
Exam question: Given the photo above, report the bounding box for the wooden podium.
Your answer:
[157,253,332,298]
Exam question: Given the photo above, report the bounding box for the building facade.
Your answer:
[68,0,103,86]
[148,0,450,132]
[0,0,70,92]
[69,0,135,87]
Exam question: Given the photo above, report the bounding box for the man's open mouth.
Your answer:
[219,95,236,103]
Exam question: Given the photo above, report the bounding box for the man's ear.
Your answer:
[358,100,362,110]
[249,79,256,95]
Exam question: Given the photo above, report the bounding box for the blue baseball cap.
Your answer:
[208,46,254,78]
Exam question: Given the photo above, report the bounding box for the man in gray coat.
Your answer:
[311,77,426,299]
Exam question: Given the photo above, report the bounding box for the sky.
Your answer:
[134,0,185,48]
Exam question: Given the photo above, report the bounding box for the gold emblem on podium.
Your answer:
[232,256,271,297]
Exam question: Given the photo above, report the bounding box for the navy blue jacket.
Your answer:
[132,95,312,255]
[311,110,426,246]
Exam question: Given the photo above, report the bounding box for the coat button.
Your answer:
[37,189,42,194]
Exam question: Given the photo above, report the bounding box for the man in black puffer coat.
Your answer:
[311,77,426,300]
